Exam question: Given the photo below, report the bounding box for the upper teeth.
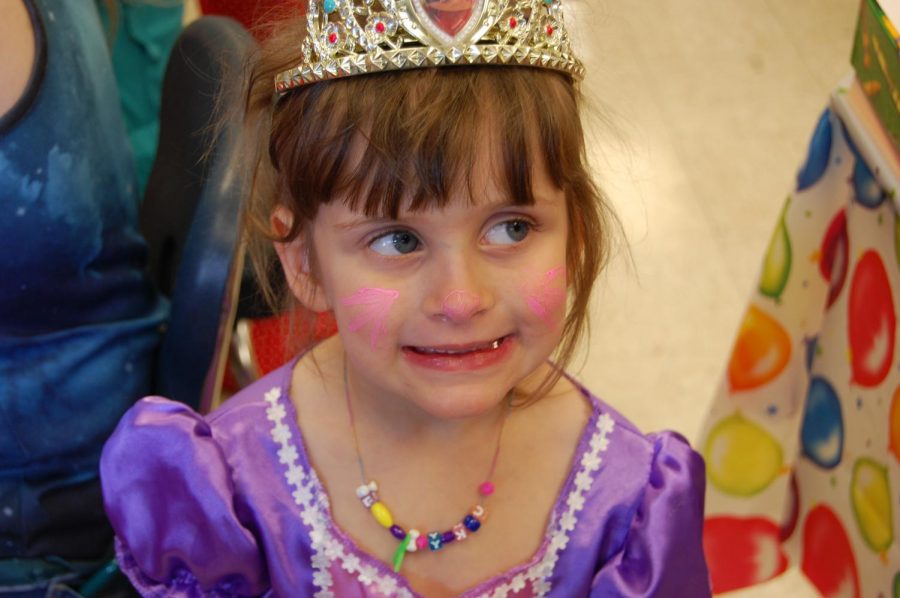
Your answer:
[416,339,502,354]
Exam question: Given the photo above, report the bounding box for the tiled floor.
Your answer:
[566,1,858,595]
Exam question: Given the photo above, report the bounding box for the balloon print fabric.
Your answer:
[699,106,900,596]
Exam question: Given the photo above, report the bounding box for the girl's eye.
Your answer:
[369,230,421,256]
[484,219,531,245]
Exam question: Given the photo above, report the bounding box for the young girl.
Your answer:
[101,1,711,595]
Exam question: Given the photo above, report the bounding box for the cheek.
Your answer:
[519,266,567,330]
[337,286,401,348]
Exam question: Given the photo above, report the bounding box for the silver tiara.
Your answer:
[275,0,584,93]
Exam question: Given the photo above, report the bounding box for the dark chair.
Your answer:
[140,16,256,411]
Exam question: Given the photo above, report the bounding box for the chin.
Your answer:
[412,389,512,420]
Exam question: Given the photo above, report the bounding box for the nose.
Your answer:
[440,290,481,321]
[424,258,493,323]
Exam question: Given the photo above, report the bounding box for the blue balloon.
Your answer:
[853,158,886,208]
[796,110,833,191]
[800,376,844,468]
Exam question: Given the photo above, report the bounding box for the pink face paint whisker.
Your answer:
[339,287,400,347]
[522,266,566,330]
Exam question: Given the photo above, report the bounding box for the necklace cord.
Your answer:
[340,355,510,569]
[341,357,510,488]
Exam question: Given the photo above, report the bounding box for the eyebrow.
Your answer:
[332,196,550,232]
[333,216,396,232]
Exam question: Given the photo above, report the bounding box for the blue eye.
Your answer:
[484,219,531,245]
[369,230,421,255]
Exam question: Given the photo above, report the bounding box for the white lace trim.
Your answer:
[265,386,615,598]
[483,411,615,598]
[265,387,412,598]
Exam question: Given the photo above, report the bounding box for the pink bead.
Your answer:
[478,481,495,496]
[416,535,428,550]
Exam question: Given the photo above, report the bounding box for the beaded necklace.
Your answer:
[342,360,509,573]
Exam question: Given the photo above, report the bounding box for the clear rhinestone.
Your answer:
[369,50,387,69]
[339,57,355,73]
[390,52,407,67]
[407,49,425,66]
[447,46,463,62]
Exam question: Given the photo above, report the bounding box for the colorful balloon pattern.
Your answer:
[779,472,800,541]
[802,504,861,598]
[701,108,900,596]
[800,376,844,469]
[704,413,783,496]
[728,305,791,392]
[759,199,793,301]
[852,155,887,209]
[851,457,893,554]
[704,516,788,593]
[891,386,900,464]
[819,209,848,309]
[796,111,833,191]
[848,251,896,387]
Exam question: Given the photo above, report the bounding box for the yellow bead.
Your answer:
[370,502,393,528]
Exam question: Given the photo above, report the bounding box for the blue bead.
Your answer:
[427,531,443,551]
[463,514,481,532]
[324,0,336,14]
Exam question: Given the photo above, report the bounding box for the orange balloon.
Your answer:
[728,305,792,392]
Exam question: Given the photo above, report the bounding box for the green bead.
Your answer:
[393,535,411,572]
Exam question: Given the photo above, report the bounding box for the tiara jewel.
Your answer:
[275,0,584,93]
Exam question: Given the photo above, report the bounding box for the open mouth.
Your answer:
[402,335,514,371]
[405,336,508,356]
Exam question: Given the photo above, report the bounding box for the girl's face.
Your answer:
[283,156,568,420]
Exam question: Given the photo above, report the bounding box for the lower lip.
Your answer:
[402,336,515,372]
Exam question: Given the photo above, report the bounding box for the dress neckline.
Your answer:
[263,357,616,597]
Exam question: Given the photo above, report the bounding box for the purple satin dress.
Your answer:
[101,361,711,597]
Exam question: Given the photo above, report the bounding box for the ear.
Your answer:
[271,207,331,313]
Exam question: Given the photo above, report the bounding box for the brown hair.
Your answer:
[239,14,617,399]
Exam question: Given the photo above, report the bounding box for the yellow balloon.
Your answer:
[851,458,894,552]
[704,413,784,496]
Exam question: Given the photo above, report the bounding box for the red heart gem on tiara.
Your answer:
[422,0,476,38]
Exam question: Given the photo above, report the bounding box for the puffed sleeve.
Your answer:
[591,432,711,597]
[100,397,269,596]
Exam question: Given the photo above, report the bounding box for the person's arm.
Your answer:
[0,1,35,119]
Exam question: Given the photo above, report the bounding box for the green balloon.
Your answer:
[759,198,793,300]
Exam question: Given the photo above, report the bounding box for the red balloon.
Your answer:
[820,209,848,309]
[779,473,800,541]
[704,516,788,593]
[848,250,896,387]
[801,504,861,597]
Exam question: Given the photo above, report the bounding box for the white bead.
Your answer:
[406,529,420,552]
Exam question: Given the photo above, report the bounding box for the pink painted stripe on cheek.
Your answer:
[339,287,400,347]
[524,266,566,330]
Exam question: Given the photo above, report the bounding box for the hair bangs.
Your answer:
[272,67,569,222]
